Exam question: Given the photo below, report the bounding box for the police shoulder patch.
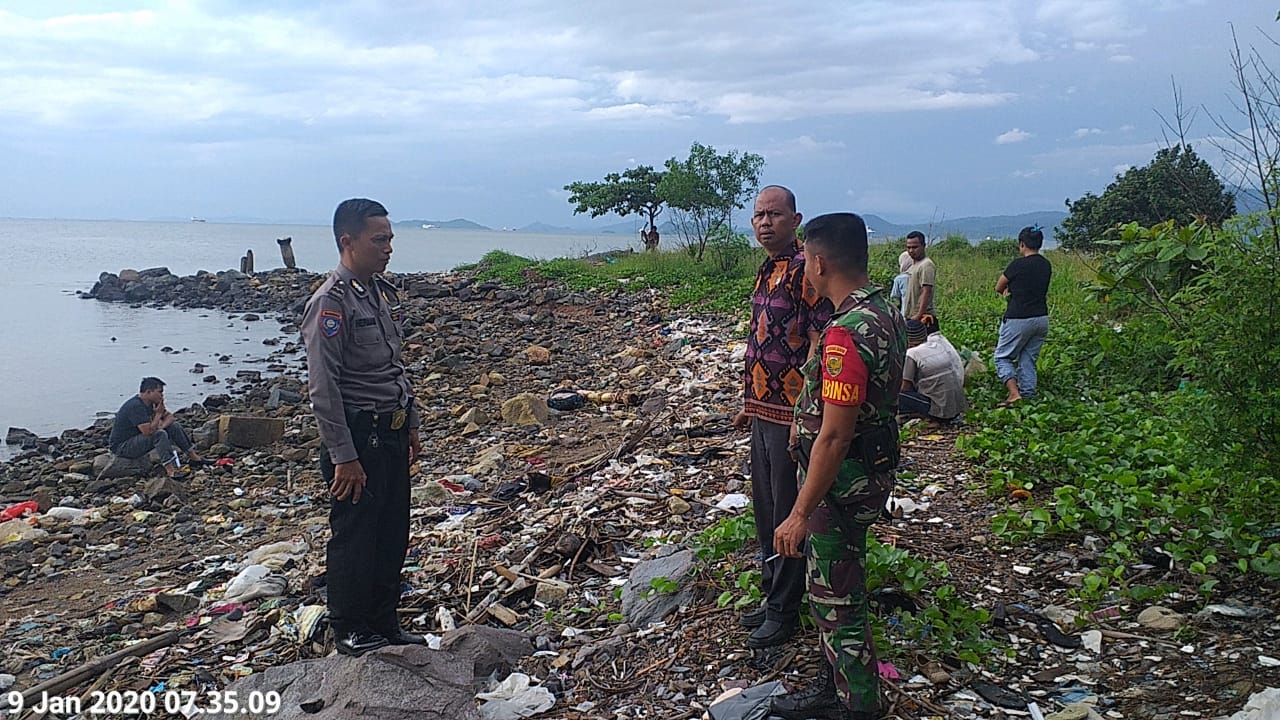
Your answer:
[319,309,343,338]
[325,281,347,301]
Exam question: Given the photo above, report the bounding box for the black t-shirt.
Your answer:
[1003,254,1052,319]
[109,395,153,453]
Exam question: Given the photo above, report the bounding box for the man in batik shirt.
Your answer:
[731,185,833,648]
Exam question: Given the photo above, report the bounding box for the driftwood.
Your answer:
[0,631,180,712]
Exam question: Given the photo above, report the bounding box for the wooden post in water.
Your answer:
[277,236,297,269]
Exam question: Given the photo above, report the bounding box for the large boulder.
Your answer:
[500,394,548,427]
[621,548,697,627]
[438,625,534,680]
[213,644,484,720]
[217,415,286,448]
[93,452,158,480]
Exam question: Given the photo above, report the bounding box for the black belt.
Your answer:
[344,405,409,432]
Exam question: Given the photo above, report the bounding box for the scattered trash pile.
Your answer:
[2,268,1278,719]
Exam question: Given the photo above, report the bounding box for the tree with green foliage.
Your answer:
[658,142,764,261]
[1059,144,1236,250]
[564,165,667,250]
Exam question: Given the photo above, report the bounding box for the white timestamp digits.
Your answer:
[171,690,284,715]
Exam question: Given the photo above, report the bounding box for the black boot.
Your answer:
[771,664,877,720]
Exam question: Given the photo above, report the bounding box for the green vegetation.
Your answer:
[473,192,1279,664]
[562,141,764,258]
[1058,144,1236,251]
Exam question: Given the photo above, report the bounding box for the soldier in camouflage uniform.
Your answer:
[770,212,906,720]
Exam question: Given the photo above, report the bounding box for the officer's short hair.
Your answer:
[758,185,797,213]
[803,213,869,277]
[906,230,926,244]
[140,377,165,393]
[332,199,389,253]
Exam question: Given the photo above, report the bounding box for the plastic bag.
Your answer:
[476,673,556,720]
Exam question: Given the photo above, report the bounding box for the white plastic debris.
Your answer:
[223,564,287,602]
[1081,630,1103,654]
[243,539,308,569]
[1227,687,1280,720]
[476,672,556,720]
[43,506,87,522]
[715,494,750,511]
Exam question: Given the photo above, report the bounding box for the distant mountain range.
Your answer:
[862,211,1068,242]
[400,211,1070,242]
[396,218,491,230]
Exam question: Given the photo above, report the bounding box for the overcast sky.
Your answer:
[0,1,1274,227]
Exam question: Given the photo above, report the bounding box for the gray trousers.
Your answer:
[114,425,192,463]
[750,418,805,620]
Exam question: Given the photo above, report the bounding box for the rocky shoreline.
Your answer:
[1,266,1276,720]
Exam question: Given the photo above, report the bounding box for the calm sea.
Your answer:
[0,218,620,458]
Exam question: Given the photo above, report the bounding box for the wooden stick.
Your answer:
[1,632,179,712]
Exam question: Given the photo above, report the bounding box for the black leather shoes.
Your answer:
[738,606,768,629]
[335,629,390,656]
[746,616,797,648]
[383,629,429,646]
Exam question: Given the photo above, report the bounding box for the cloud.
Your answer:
[1036,0,1141,41]
[764,135,847,157]
[995,128,1032,144]
[0,1,1041,135]
[1073,127,1103,138]
[1013,169,1044,178]
[1113,163,1134,174]
[1109,54,1135,63]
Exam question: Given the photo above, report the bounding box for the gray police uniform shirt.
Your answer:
[301,264,418,465]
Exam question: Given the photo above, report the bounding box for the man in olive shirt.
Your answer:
[903,231,936,321]
[302,198,423,656]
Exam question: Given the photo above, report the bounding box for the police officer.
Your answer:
[771,213,906,720]
[301,198,424,656]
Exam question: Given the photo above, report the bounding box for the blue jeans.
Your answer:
[994,316,1049,397]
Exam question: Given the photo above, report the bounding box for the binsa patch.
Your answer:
[320,309,343,338]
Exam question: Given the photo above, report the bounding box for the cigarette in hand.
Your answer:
[765,552,781,562]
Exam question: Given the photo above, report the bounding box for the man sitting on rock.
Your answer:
[108,377,207,479]
[899,319,968,424]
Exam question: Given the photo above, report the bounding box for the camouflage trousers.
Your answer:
[804,470,895,712]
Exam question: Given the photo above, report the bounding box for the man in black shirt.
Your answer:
[994,226,1052,406]
[108,377,206,478]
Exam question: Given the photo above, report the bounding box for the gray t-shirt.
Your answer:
[109,395,152,453]
[904,333,968,420]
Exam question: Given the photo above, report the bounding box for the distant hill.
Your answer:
[396,218,491,231]
[519,221,580,234]
[863,211,1067,243]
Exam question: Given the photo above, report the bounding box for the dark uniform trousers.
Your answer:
[750,418,806,620]
[321,411,410,637]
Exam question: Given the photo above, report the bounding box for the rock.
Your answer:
[281,448,309,463]
[667,496,691,515]
[1137,605,1185,631]
[1045,704,1092,720]
[437,625,535,680]
[458,407,489,426]
[118,269,141,282]
[525,345,552,365]
[93,452,157,480]
[5,427,38,446]
[217,415,286,448]
[143,476,187,502]
[266,387,303,409]
[501,394,549,427]
[534,580,571,605]
[621,548,696,627]
[214,645,481,720]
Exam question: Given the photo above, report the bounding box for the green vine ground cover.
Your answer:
[467,230,1279,665]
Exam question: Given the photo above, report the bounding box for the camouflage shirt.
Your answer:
[793,285,906,499]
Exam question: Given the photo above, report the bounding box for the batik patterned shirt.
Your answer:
[743,242,834,425]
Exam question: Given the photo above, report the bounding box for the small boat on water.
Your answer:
[421,224,436,229]
[191,216,206,223]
